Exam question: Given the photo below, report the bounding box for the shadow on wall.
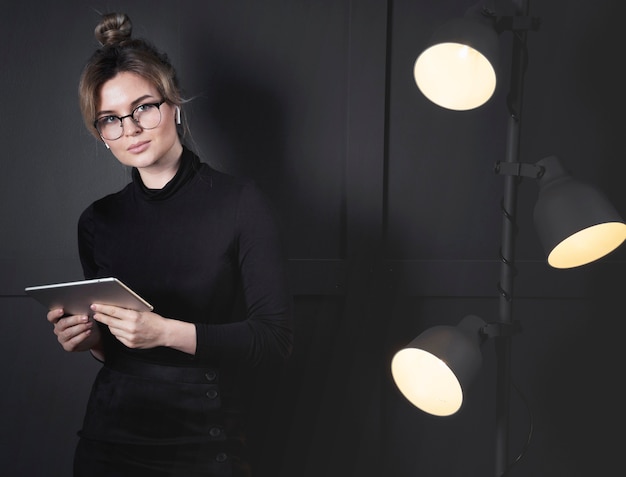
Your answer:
[181,43,291,227]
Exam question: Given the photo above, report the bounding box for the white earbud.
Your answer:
[104,142,110,150]
[175,106,181,125]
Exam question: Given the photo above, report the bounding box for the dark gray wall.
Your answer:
[2,1,625,476]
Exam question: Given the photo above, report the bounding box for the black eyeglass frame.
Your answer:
[94,100,166,140]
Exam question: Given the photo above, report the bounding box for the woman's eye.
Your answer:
[99,116,118,125]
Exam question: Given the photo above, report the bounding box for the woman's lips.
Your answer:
[127,141,150,153]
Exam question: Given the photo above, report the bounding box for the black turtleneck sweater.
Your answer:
[77,147,293,368]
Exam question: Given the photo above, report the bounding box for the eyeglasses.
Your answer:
[94,100,165,140]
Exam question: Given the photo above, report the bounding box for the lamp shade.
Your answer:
[533,156,626,269]
[414,14,498,111]
[391,315,486,416]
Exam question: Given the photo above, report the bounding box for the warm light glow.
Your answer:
[391,347,463,416]
[414,42,496,111]
[548,222,626,269]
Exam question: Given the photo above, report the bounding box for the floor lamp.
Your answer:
[390,1,626,476]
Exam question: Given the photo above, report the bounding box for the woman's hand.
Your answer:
[47,308,102,354]
[90,304,197,354]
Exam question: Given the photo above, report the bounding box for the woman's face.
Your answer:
[97,71,182,180]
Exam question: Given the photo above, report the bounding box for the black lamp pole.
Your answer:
[495,0,530,475]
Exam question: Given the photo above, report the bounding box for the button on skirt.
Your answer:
[74,357,250,477]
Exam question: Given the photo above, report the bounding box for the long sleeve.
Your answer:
[194,182,293,366]
[77,203,98,280]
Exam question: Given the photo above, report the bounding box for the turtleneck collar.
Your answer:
[132,147,200,201]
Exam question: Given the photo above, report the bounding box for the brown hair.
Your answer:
[78,12,184,138]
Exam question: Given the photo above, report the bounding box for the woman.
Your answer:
[47,12,293,477]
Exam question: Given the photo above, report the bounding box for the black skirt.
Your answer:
[73,438,251,477]
[74,357,251,477]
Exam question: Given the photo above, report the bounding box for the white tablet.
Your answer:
[25,277,153,315]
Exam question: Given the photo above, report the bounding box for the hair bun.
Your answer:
[95,12,132,47]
